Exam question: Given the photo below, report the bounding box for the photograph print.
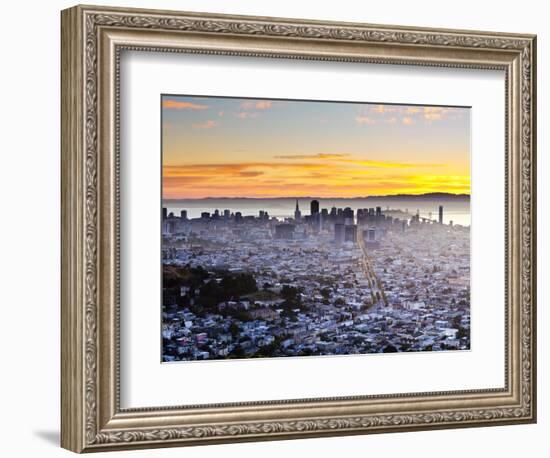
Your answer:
[161,95,471,362]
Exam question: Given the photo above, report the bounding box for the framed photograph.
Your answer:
[61,4,537,453]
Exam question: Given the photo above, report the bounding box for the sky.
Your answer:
[162,95,470,199]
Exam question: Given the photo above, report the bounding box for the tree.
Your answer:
[452,315,462,329]
[281,285,299,302]
[230,345,245,358]
[198,280,223,309]
[229,322,240,338]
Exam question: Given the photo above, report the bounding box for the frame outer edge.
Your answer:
[61,5,86,453]
[60,4,537,452]
[528,35,537,423]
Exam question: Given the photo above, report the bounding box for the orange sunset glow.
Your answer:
[162,96,470,199]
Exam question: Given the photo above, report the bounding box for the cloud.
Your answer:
[240,100,272,110]
[355,116,376,125]
[192,120,218,129]
[235,112,259,119]
[355,104,467,125]
[237,171,264,178]
[337,158,443,168]
[162,159,467,199]
[163,162,325,179]
[372,105,397,114]
[234,100,274,119]
[424,113,442,121]
[162,99,209,110]
[271,152,444,169]
[273,153,350,160]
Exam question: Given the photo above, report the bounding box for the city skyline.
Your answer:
[162,95,471,199]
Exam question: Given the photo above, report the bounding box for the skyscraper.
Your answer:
[180,210,187,220]
[162,207,167,220]
[320,208,328,229]
[344,225,358,243]
[343,207,354,225]
[310,199,319,215]
[294,199,301,221]
[275,223,295,240]
[368,227,376,241]
[438,205,443,224]
[334,223,345,245]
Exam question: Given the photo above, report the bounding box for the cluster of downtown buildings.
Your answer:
[161,199,470,362]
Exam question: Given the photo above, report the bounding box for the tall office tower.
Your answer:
[368,227,376,241]
[274,223,295,240]
[294,199,301,221]
[343,207,354,225]
[334,223,345,245]
[223,209,230,219]
[321,208,329,229]
[344,224,358,243]
[438,205,443,224]
[213,209,220,219]
[310,199,320,215]
[180,210,187,220]
[376,206,382,217]
[235,212,242,223]
[330,207,337,222]
[162,207,167,220]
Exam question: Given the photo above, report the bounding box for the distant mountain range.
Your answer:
[165,193,470,201]
[360,192,470,200]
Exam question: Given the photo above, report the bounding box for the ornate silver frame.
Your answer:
[61,4,537,453]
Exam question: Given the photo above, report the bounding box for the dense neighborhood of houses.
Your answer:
[161,201,470,362]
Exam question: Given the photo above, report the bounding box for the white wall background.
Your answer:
[0,0,546,457]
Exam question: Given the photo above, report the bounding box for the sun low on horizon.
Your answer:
[162,95,470,199]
